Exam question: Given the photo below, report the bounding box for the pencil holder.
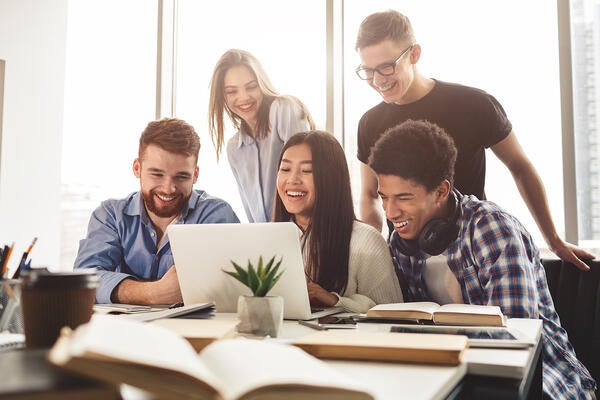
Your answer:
[0,279,24,333]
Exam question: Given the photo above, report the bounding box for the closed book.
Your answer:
[294,330,468,366]
[150,318,237,351]
[366,302,506,327]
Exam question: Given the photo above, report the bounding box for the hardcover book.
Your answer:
[366,302,506,327]
[294,330,468,366]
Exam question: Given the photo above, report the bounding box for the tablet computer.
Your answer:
[390,325,534,349]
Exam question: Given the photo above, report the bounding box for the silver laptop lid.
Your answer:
[168,222,314,320]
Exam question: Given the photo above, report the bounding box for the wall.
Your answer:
[0,0,68,271]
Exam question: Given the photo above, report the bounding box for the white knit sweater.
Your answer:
[301,221,404,313]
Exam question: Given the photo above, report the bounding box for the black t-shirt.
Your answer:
[357,79,512,200]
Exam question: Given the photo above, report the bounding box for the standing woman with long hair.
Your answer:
[273,131,403,313]
[209,49,314,222]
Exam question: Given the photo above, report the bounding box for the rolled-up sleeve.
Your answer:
[74,202,133,303]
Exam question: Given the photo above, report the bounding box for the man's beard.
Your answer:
[142,189,189,218]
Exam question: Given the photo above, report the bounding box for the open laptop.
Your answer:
[167,222,343,320]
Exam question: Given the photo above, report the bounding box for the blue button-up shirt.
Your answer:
[74,190,239,303]
[226,97,312,222]
[391,192,596,399]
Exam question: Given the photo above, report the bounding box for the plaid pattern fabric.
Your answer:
[390,193,596,399]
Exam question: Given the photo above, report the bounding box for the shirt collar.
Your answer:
[235,129,258,148]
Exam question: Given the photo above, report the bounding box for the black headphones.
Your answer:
[391,189,460,256]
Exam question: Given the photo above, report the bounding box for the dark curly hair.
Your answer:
[368,119,457,192]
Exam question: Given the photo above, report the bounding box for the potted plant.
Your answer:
[223,255,284,337]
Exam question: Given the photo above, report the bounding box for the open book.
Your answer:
[294,330,467,366]
[366,302,506,327]
[48,315,374,400]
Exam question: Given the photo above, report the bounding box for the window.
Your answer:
[342,1,562,246]
[60,1,599,269]
[173,0,327,221]
[61,0,157,267]
[570,0,600,241]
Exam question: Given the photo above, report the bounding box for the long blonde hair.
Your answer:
[208,49,314,159]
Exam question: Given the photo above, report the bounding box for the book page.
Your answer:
[119,302,214,322]
[367,302,440,318]
[51,314,221,390]
[93,304,154,314]
[436,304,502,316]
[198,338,373,400]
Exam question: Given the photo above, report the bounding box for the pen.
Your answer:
[298,320,328,330]
[13,237,37,279]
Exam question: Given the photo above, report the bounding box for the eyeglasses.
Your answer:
[355,44,414,80]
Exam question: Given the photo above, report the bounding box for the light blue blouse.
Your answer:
[74,190,239,303]
[226,97,312,222]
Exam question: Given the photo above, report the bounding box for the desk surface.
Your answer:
[166,314,542,400]
[0,314,542,400]
[267,314,541,400]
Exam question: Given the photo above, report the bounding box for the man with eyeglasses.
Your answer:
[354,9,595,271]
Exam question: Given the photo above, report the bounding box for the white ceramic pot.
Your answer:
[236,295,283,337]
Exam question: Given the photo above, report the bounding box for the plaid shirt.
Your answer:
[390,193,596,399]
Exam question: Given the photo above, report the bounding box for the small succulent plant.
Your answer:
[223,255,284,297]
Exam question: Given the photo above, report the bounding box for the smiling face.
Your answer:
[276,143,315,230]
[358,39,417,105]
[133,144,198,222]
[377,174,448,240]
[223,64,264,133]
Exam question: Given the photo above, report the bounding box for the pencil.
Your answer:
[26,237,38,254]
[0,246,5,277]
[1,242,14,278]
[13,237,37,279]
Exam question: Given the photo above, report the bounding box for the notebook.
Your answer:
[0,332,25,352]
[167,222,343,320]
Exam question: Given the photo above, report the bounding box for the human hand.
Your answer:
[153,265,183,304]
[550,240,596,271]
[307,281,338,307]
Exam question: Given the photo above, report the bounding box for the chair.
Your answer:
[541,258,600,396]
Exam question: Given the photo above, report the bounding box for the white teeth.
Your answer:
[393,220,408,228]
[286,191,306,198]
[157,194,175,201]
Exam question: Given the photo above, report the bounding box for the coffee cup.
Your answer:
[20,269,99,348]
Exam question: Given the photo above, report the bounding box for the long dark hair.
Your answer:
[273,131,355,294]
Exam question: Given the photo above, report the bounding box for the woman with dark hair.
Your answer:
[208,49,314,223]
[274,131,403,312]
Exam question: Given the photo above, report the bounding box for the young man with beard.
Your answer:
[368,119,596,400]
[75,118,239,305]
[354,9,595,271]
